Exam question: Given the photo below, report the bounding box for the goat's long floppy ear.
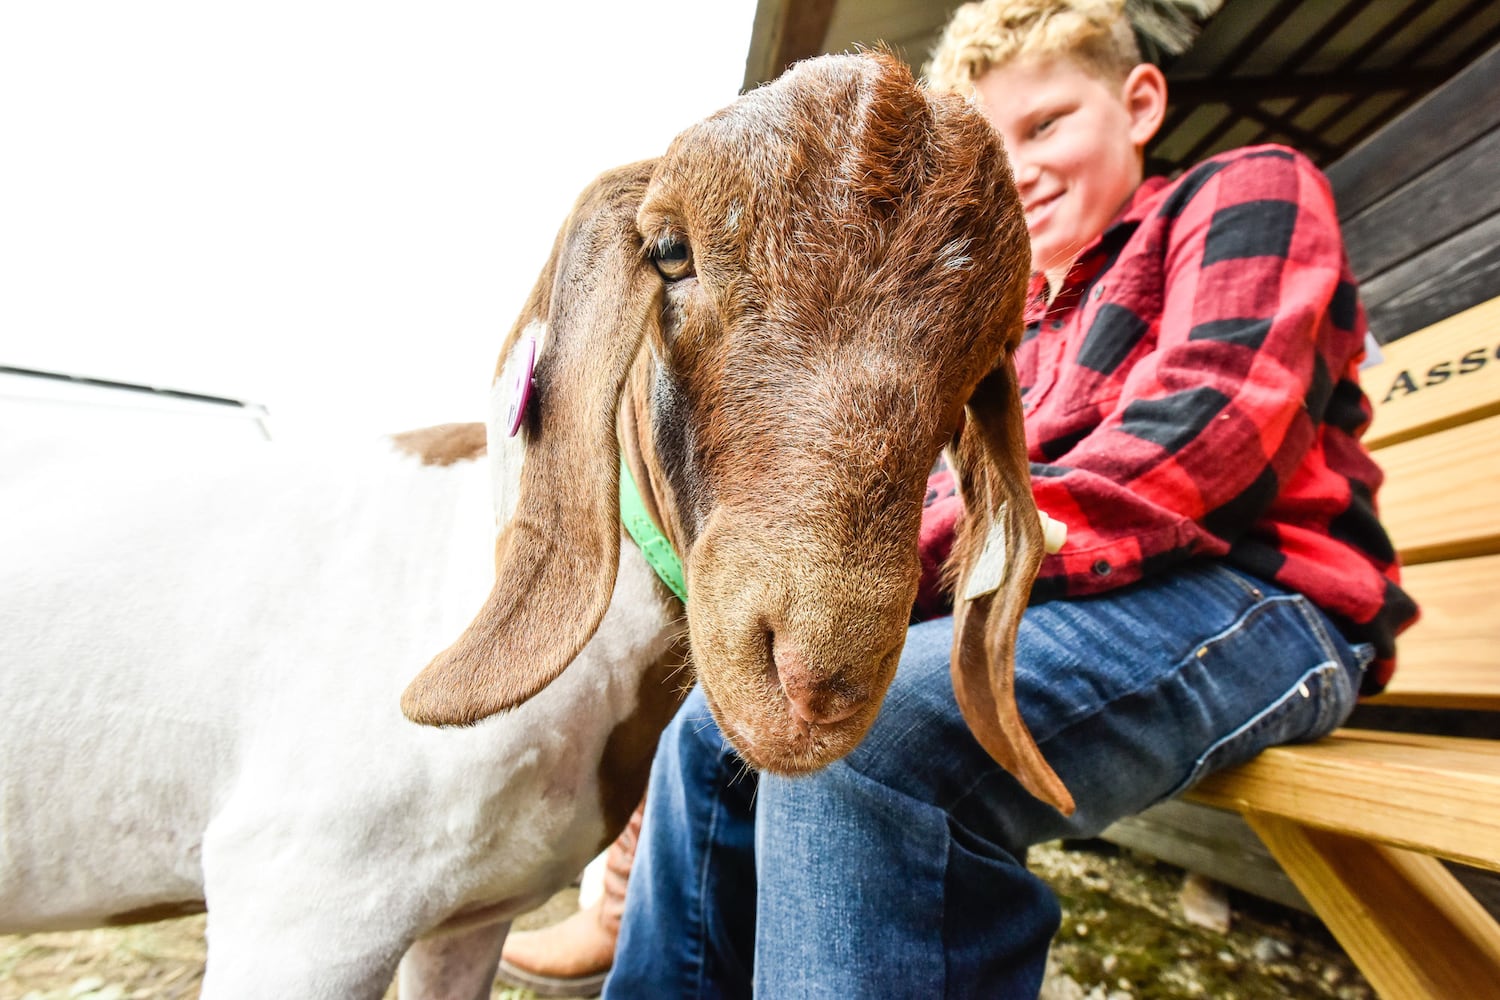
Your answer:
[402,162,659,727]
[948,361,1076,815]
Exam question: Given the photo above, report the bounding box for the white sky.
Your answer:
[1,2,759,440]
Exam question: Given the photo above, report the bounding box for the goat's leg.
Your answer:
[397,919,510,1000]
[198,908,407,1000]
[198,867,410,1000]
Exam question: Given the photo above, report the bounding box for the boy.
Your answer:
[526,2,1416,996]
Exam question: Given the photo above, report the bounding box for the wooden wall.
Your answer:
[1330,41,1500,344]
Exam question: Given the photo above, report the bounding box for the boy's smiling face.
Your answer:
[974,55,1165,283]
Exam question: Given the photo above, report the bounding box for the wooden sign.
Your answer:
[1364,297,1500,449]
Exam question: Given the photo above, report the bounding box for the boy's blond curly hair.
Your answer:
[926,0,1219,95]
[926,0,1140,94]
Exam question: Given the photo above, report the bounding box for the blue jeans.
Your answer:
[606,562,1371,999]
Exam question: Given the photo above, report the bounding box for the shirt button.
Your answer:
[1092,560,1112,576]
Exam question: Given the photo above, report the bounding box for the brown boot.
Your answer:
[496,801,642,998]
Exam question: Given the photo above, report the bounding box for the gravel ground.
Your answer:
[0,840,1369,999]
[1032,839,1372,1000]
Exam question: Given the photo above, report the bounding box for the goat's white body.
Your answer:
[0,433,678,998]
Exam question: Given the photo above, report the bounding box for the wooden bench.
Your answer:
[1174,296,1500,998]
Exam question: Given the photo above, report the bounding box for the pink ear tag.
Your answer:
[501,335,537,438]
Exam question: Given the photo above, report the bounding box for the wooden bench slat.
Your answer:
[1320,728,1500,756]
[1186,731,1500,873]
[1376,553,1500,709]
[1363,296,1500,450]
[1370,410,1500,565]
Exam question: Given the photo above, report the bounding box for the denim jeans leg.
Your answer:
[753,562,1370,999]
[755,739,1059,999]
[605,688,758,1000]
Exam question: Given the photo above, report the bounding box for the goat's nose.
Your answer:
[771,638,865,726]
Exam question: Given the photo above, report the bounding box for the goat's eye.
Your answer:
[651,236,695,281]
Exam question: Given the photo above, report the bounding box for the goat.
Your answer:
[1,422,685,998]
[0,51,1065,1000]
[404,50,1071,809]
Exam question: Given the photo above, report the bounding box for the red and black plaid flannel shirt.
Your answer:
[917,145,1418,692]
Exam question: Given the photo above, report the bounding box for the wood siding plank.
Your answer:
[1359,211,1500,344]
[1328,40,1500,218]
[1341,123,1500,285]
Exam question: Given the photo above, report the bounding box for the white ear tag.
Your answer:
[965,505,1011,601]
[1040,511,1068,554]
[964,508,1068,601]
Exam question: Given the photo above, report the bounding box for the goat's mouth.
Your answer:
[699,651,898,776]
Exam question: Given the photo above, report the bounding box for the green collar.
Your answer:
[619,457,688,603]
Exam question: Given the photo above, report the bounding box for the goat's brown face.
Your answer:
[633,55,1031,772]
[402,53,1073,812]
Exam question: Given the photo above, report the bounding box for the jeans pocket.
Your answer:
[1166,606,1372,800]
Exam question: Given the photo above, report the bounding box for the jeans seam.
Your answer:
[942,593,1337,816]
[1030,593,1302,746]
[936,572,1272,810]
[937,814,952,1000]
[1214,563,1270,601]
[1287,588,1369,682]
[1287,596,1366,734]
[1165,657,1347,799]
[692,775,724,997]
